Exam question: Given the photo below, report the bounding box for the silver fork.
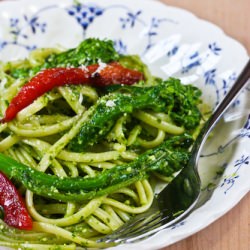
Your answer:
[98,59,250,245]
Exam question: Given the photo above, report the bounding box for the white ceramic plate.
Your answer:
[0,0,249,249]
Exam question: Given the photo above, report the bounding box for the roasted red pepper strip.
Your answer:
[0,171,33,230]
[0,62,143,123]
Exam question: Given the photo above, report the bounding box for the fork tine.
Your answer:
[98,210,164,243]
[116,211,164,237]
[110,210,157,234]
[119,215,172,242]
[98,207,182,244]
[97,215,149,243]
[107,219,170,245]
[97,202,160,243]
[124,213,170,237]
[97,212,156,242]
[115,216,178,244]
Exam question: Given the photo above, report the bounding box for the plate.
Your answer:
[0,0,249,249]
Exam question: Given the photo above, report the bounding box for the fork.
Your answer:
[98,59,250,245]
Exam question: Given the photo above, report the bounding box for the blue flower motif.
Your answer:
[151,17,162,28]
[221,72,240,107]
[25,44,37,51]
[120,10,142,29]
[10,18,19,27]
[23,15,47,34]
[189,51,199,59]
[0,40,8,49]
[67,4,103,30]
[243,115,250,130]
[167,46,178,57]
[220,174,239,194]
[113,39,127,54]
[222,72,237,95]
[9,15,47,41]
[181,60,201,73]
[204,68,216,85]
[234,155,249,171]
[220,154,249,194]
[0,14,43,51]
[171,221,185,229]
[179,51,201,73]
[143,17,166,52]
[209,42,222,55]
[240,115,250,138]
[9,17,21,37]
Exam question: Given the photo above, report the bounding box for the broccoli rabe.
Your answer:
[45,38,119,68]
[69,78,202,152]
[0,134,192,202]
[157,78,202,129]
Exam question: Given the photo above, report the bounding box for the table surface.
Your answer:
[0,1,249,250]
[160,1,250,250]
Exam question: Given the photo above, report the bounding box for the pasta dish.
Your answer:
[0,38,203,249]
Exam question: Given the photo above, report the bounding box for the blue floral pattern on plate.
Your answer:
[220,155,249,194]
[0,1,240,108]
